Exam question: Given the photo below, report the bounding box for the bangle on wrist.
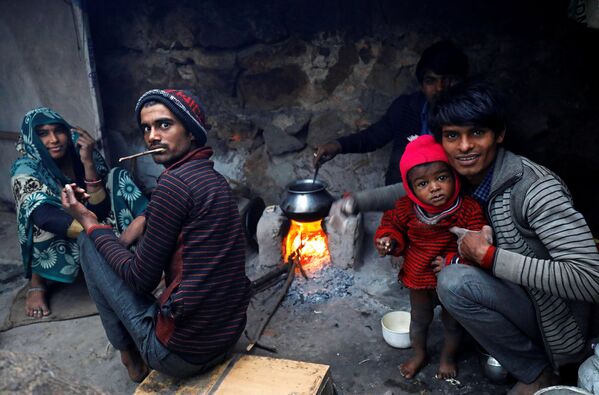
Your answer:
[84,178,102,185]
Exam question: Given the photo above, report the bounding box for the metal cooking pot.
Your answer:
[280,179,334,222]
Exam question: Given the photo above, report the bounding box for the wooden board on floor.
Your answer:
[135,354,333,395]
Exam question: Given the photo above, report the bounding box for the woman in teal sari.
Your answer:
[10,108,148,318]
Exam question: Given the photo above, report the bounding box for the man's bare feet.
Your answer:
[507,366,559,395]
[120,347,150,383]
[399,350,427,379]
[25,274,51,318]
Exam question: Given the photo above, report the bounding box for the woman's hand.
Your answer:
[72,127,103,192]
[119,215,146,248]
[72,127,96,166]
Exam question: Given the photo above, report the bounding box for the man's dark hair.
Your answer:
[429,80,507,141]
[415,40,469,84]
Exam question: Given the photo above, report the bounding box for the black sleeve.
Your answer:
[336,95,407,153]
[31,204,73,238]
[87,193,111,222]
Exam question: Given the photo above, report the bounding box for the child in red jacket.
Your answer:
[375,135,487,379]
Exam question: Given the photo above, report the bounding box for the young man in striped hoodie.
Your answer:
[428,81,599,395]
[61,89,251,382]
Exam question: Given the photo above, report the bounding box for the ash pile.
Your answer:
[284,263,354,305]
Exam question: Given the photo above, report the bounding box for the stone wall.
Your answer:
[88,0,599,232]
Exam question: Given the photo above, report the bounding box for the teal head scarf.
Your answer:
[11,108,146,282]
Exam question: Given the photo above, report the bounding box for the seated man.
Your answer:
[313,40,469,185]
[62,89,251,382]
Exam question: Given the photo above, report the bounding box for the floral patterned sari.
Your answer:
[10,108,148,283]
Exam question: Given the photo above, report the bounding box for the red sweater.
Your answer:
[375,196,487,289]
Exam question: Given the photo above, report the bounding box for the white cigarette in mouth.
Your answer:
[118,148,166,162]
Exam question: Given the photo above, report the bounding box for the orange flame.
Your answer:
[228,133,242,142]
[283,220,331,273]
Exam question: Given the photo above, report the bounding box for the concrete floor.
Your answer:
[0,204,513,394]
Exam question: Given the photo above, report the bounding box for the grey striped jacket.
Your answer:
[489,149,599,367]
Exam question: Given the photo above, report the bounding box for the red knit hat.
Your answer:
[399,135,460,213]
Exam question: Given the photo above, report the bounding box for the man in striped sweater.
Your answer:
[61,89,251,382]
[427,81,599,394]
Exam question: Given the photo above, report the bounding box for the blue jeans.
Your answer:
[437,264,548,383]
[78,233,229,378]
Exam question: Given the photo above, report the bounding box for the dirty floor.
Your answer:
[0,204,514,394]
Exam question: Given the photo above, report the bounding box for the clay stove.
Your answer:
[255,204,364,303]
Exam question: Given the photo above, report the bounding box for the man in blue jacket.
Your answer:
[313,40,469,185]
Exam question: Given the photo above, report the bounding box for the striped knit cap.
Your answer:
[135,89,208,147]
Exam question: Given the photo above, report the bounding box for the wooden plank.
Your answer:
[135,354,333,395]
[134,361,228,395]
[212,355,331,395]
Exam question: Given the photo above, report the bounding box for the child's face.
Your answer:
[408,162,455,207]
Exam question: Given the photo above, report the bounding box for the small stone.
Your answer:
[263,126,306,156]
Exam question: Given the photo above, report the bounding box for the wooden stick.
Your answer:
[297,259,309,280]
[253,342,278,353]
[250,264,290,295]
[246,258,297,352]
[295,242,309,280]
[118,148,165,162]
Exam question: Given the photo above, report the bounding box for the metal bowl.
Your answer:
[478,348,509,383]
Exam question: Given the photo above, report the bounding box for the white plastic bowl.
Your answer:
[381,311,411,348]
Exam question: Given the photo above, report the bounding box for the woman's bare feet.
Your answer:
[120,347,150,383]
[400,349,427,379]
[25,274,51,318]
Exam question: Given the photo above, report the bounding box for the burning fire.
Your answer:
[283,219,331,273]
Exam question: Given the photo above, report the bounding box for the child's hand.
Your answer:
[375,237,396,256]
[432,256,445,274]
